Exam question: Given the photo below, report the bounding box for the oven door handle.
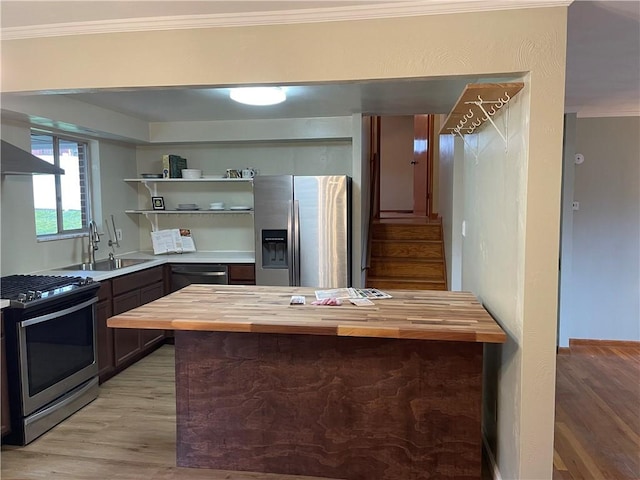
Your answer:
[20,297,98,327]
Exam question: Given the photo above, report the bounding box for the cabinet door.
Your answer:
[113,289,141,315]
[113,290,142,367]
[96,299,114,382]
[140,281,164,305]
[1,315,10,437]
[228,264,256,285]
[140,282,165,349]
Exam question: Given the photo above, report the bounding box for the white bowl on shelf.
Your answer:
[181,169,202,179]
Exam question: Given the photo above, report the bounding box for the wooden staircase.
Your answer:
[366,221,447,291]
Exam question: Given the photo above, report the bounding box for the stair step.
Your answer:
[372,223,442,241]
[366,277,447,291]
[369,258,445,279]
[371,240,443,259]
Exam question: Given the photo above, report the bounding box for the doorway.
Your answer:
[375,114,435,221]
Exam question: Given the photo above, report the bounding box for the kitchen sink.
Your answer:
[61,258,150,271]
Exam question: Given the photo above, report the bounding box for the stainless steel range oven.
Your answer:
[1,274,101,445]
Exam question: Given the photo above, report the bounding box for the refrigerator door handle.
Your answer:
[293,199,301,286]
[287,199,294,286]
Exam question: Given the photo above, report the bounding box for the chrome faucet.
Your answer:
[87,220,100,265]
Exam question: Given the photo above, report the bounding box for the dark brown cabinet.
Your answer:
[139,282,165,348]
[1,313,10,437]
[98,262,251,381]
[96,281,114,383]
[228,264,256,285]
[110,266,166,371]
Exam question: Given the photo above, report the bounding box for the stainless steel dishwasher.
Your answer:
[170,264,228,292]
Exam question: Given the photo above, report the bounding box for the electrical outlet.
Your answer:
[116,229,123,241]
[572,202,580,211]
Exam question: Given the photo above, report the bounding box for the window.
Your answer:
[31,132,90,238]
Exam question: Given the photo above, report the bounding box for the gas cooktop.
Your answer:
[0,274,97,308]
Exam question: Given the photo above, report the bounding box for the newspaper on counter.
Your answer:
[354,288,393,299]
[314,287,392,300]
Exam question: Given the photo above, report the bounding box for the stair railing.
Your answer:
[363,117,381,285]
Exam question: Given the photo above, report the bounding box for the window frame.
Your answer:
[31,131,92,241]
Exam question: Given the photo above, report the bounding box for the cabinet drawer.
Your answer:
[112,266,163,296]
[141,282,164,305]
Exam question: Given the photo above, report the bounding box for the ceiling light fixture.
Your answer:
[229,87,286,106]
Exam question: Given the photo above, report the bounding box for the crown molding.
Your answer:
[2,0,572,41]
[575,106,640,119]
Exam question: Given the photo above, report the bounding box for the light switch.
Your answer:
[572,202,580,211]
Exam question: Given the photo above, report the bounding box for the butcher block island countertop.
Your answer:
[107,285,506,480]
[107,284,506,343]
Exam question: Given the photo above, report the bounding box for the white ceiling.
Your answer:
[1,1,638,125]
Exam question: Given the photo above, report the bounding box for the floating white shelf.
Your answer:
[124,178,252,183]
[124,176,253,231]
[125,210,253,214]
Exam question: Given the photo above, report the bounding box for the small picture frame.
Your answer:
[152,196,165,210]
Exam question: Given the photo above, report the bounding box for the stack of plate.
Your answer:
[177,203,199,210]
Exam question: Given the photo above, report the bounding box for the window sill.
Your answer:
[37,232,87,243]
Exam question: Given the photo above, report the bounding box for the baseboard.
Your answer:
[569,338,639,348]
[482,431,502,480]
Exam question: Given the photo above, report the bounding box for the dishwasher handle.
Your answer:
[170,264,228,274]
[184,271,226,277]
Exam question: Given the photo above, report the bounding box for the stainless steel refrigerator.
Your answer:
[254,175,351,288]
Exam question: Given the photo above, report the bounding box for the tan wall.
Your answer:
[1,8,567,478]
[461,77,531,477]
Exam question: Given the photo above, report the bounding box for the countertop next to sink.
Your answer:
[37,251,255,282]
[1,299,9,309]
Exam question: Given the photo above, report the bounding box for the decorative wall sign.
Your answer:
[152,196,165,210]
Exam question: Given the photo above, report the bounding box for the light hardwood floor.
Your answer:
[3,343,638,479]
[1,346,332,480]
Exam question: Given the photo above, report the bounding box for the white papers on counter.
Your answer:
[150,228,196,255]
[314,288,392,300]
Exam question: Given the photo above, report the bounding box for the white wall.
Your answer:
[380,116,414,211]
[1,121,86,274]
[559,116,640,343]
[133,140,353,253]
[0,121,142,275]
[558,113,577,347]
[96,140,142,257]
[438,131,464,291]
[460,83,530,480]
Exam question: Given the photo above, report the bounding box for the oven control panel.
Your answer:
[1,275,97,308]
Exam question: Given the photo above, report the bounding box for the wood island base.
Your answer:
[175,330,483,480]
